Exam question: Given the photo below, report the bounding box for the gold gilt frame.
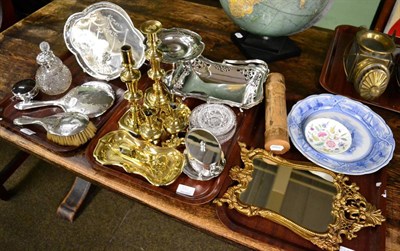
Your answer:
[213,142,385,251]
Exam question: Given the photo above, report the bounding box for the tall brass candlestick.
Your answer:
[118,45,143,135]
[140,20,169,108]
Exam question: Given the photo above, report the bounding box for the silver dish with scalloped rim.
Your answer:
[63,1,145,81]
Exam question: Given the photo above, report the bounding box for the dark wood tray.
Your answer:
[320,24,400,113]
[215,98,387,250]
[0,56,126,154]
[85,77,247,205]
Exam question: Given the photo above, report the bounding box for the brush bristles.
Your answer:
[47,121,97,147]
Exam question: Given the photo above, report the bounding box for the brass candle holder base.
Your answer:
[143,86,170,109]
[118,108,141,136]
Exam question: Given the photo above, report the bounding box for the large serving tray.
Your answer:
[320,25,400,113]
[0,56,125,154]
[215,100,386,250]
[64,1,145,81]
[85,74,246,204]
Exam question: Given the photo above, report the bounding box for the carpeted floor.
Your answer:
[0,139,250,250]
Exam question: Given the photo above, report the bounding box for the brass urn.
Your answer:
[344,28,395,100]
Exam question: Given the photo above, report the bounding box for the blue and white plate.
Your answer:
[287,94,395,175]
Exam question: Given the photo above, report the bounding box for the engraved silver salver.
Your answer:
[63,2,145,81]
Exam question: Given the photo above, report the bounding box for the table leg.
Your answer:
[57,177,92,222]
[0,185,10,200]
[0,151,30,200]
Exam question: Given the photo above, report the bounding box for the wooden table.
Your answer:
[0,0,399,250]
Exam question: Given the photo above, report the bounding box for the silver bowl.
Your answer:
[158,28,205,63]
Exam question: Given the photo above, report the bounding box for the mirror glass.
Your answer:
[239,158,336,233]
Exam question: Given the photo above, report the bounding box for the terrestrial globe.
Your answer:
[219,0,334,37]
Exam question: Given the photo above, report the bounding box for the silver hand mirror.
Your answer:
[13,112,90,136]
[14,81,115,118]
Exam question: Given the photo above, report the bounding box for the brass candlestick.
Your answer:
[163,102,188,147]
[117,20,191,148]
[139,108,163,144]
[140,20,169,108]
[118,45,143,135]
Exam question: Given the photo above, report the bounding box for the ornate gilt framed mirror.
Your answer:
[214,142,385,251]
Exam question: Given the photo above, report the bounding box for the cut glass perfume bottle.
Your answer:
[35,41,72,95]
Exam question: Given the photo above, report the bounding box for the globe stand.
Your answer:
[231,30,301,63]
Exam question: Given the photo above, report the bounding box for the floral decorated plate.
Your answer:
[304,117,352,154]
[288,94,395,175]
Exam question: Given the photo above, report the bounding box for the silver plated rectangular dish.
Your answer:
[63,1,145,81]
[164,56,269,109]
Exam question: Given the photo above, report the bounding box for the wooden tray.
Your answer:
[0,56,126,154]
[85,75,246,205]
[320,25,400,113]
[215,98,387,250]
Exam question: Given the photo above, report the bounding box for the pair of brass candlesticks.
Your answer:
[118,20,190,147]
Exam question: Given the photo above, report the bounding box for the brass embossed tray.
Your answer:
[93,129,185,186]
[86,96,243,205]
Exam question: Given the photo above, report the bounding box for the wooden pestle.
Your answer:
[264,72,290,154]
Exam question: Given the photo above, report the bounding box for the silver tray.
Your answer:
[164,56,269,109]
[63,2,145,81]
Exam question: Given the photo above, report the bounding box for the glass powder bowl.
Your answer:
[189,103,237,144]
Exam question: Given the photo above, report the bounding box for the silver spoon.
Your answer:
[13,112,90,136]
[14,81,115,118]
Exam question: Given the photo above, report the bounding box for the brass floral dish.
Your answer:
[93,129,185,186]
